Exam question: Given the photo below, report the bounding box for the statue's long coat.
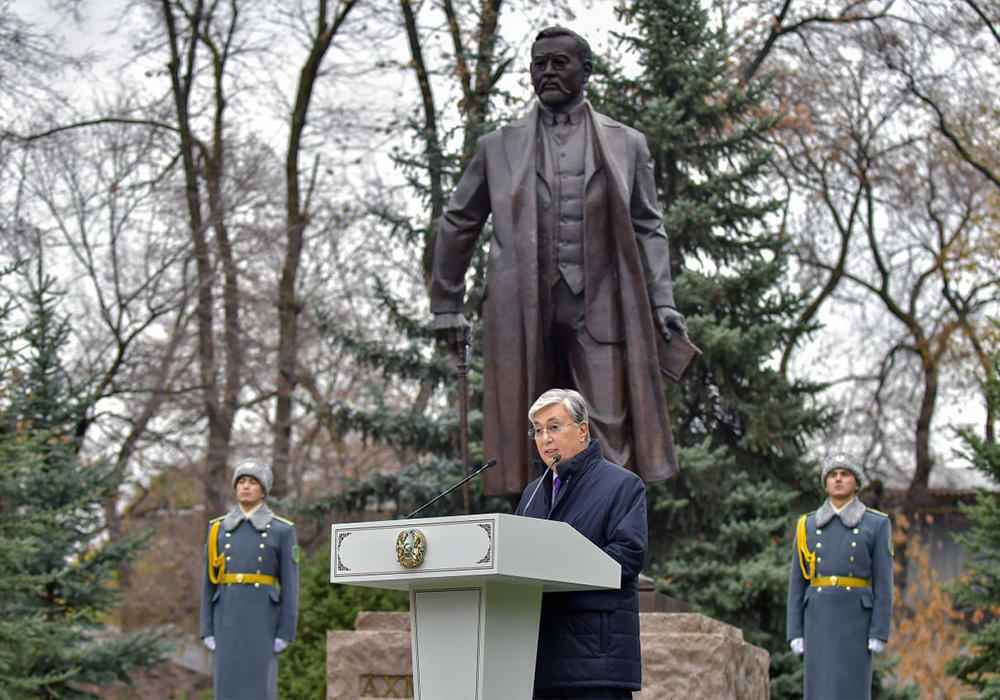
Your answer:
[431,102,678,495]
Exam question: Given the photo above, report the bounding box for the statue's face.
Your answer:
[530,34,591,111]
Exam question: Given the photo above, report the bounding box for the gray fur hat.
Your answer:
[232,458,273,496]
[820,454,863,490]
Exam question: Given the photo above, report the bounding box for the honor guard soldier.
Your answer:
[200,459,299,700]
[787,454,894,699]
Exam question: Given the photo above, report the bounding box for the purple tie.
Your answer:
[553,475,562,500]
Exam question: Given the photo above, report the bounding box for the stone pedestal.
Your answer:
[637,613,769,699]
[327,612,413,700]
[327,611,768,699]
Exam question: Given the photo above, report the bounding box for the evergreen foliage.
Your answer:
[0,279,166,698]
[945,356,1000,697]
[591,1,832,695]
[313,282,477,459]
[306,278,512,518]
[295,454,511,524]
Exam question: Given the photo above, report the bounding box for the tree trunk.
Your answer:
[273,0,357,497]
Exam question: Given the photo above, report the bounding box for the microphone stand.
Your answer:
[405,459,497,520]
[457,333,471,514]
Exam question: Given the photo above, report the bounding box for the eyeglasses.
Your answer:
[528,423,578,439]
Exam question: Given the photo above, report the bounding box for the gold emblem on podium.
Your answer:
[396,528,427,568]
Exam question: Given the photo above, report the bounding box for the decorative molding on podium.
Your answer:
[332,516,495,579]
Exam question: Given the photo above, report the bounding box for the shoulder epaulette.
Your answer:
[272,515,295,526]
[868,508,889,518]
[210,515,225,523]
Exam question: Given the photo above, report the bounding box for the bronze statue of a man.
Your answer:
[431,26,687,496]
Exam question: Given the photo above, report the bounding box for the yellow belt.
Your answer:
[810,575,868,588]
[220,573,275,586]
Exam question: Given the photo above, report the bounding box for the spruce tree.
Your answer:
[0,280,165,698]
[945,357,1000,697]
[591,1,831,696]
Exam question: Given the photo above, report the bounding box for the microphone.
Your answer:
[405,458,498,519]
[520,454,561,515]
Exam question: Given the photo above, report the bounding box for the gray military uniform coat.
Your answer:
[787,497,893,699]
[200,503,299,700]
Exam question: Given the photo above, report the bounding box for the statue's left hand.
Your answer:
[654,305,687,343]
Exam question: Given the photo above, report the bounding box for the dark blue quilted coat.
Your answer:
[516,439,647,692]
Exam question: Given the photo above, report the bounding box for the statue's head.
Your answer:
[530,26,593,111]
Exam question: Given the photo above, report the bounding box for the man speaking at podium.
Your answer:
[516,389,647,699]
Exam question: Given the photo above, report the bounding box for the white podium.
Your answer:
[331,513,620,700]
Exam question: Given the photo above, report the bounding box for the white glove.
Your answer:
[203,636,215,651]
[273,638,288,653]
[789,637,804,656]
[868,638,885,653]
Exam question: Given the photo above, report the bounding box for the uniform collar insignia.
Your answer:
[222,502,275,531]
[815,497,866,528]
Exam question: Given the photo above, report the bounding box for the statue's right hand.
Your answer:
[434,313,471,354]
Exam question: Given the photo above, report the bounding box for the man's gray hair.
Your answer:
[528,388,590,425]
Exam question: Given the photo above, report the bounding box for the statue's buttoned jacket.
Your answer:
[787,498,893,699]
[200,504,299,700]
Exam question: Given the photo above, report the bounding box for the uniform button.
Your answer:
[816,542,822,548]
[258,557,263,563]
[224,543,231,549]
[225,532,231,538]
[817,557,822,562]
[262,533,268,538]
[226,556,231,561]
[266,523,271,529]
[853,528,859,534]
[830,576,838,586]
[254,583,260,588]
[816,529,821,535]
[817,587,823,593]
[850,556,855,562]
[846,587,852,591]
[259,543,266,549]
[851,542,857,548]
